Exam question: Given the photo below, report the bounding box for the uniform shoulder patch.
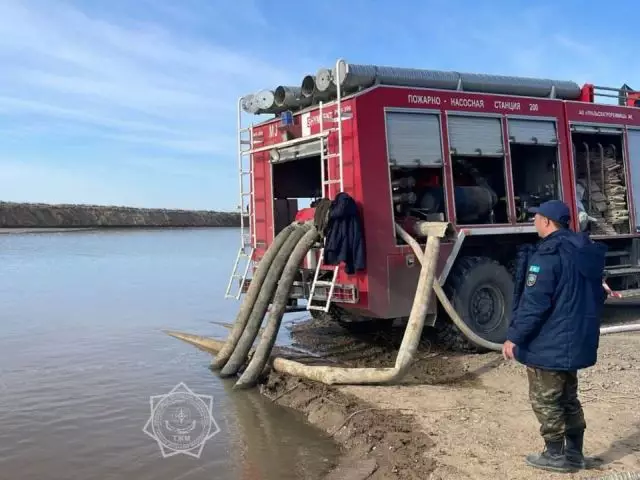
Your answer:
[526,272,537,287]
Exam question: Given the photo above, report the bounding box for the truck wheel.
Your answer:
[435,256,513,352]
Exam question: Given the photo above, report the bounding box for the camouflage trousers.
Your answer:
[526,367,587,442]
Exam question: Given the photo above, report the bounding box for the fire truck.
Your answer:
[225,59,640,351]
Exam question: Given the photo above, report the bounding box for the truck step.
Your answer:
[604,266,640,278]
[613,288,640,299]
[605,250,629,258]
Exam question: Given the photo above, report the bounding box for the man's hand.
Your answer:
[502,340,516,360]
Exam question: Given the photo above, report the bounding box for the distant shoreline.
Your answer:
[0,202,241,229]
[0,227,98,235]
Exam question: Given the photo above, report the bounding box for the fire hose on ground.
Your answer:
[268,224,443,385]
[589,474,640,480]
[165,219,640,389]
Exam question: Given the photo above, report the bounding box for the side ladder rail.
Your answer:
[308,61,345,312]
[225,104,256,299]
[592,84,640,106]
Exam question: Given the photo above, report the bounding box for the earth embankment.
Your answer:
[0,202,240,228]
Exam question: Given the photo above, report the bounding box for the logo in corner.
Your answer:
[143,382,220,458]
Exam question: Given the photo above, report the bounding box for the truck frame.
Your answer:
[225,59,640,351]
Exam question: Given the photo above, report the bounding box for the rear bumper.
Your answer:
[239,272,359,304]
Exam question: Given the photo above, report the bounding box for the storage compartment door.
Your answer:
[448,115,504,156]
[508,118,558,145]
[627,129,640,232]
[386,111,443,167]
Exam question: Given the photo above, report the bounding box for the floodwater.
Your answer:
[0,228,340,480]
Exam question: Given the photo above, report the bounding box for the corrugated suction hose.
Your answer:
[396,223,640,349]
[219,222,310,377]
[167,220,640,388]
[211,222,298,370]
[395,223,504,351]
[270,229,443,384]
[234,224,321,389]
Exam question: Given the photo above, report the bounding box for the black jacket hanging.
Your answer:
[323,192,366,275]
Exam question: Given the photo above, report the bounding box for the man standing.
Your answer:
[502,200,607,473]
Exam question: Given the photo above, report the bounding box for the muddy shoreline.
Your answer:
[253,305,640,479]
[260,371,436,479]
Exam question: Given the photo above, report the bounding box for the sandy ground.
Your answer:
[260,301,640,479]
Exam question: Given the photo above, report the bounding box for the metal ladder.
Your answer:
[307,60,345,312]
[225,98,257,299]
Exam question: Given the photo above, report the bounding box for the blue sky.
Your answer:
[0,0,637,211]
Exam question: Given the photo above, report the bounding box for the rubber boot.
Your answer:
[565,431,603,470]
[525,440,576,473]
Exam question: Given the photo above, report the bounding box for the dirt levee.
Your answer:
[0,201,240,228]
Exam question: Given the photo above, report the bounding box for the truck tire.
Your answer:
[435,256,513,352]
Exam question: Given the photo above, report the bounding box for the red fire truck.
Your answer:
[225,59,640,351]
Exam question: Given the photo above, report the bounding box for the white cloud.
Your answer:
[2,0,638,209]
[0,0,311,161]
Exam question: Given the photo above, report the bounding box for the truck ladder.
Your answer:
[225,98,257,299]
[307,59,346,312]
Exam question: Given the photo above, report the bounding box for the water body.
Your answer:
[0,228,339,480]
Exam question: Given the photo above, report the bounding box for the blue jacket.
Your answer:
[507,229,608,371]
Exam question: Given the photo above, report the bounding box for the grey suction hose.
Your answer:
[396,224,640,347]
[600,323,640,334]
[235,225,321,389]
[395,223,503,352]
[591,474,640,480]
[220,222,311,377]
[164,330,225,354]
[270,231,442,385]
[211,223,298,370]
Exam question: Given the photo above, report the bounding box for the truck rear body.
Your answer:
[227,61,640,342]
